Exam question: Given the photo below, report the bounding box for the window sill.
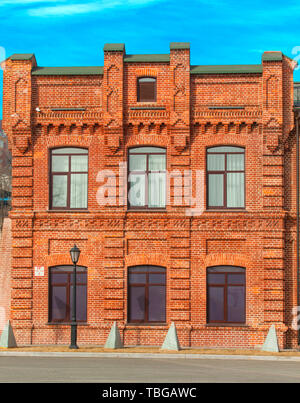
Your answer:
[205,209,248,213]
[127,209,167,212]
[126,323,167,327]
[46,322,89,326]
[206,323,248,327]
[130,106,165,110]
[47,210,90,213]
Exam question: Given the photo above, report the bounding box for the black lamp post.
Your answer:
[69,244,81,349]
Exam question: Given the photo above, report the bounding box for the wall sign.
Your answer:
[34,266,44,277]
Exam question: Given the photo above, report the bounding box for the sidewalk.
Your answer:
[1,347,300,362]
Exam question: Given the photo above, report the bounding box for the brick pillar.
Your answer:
[168,44,191,327]
[2,54,36,343]
[103,43,124,154]
[261,52,293,338]
[169,42,190,154]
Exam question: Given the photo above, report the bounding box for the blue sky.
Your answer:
[1,0,300,118]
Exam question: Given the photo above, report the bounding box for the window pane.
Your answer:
[207,154,225,171]
[53,266,86,274]
[207,146,244,153]
[129,154,147,171]
[208,286,224,322]
[128,174,146,206]
[138,80,156,102]
[227,286,245,322]
[51,286,67,321]
[70,272,87,285]
[129,266,165,273]
[129,286,145,321]
[208,174,224,207]
[71,155,88,172]
[70,285,87,322]
[227,154,244,171]
[227,173,244,207]
[130,147,165,154]
[149,273,166,284]
[52,148,88,154]
[76,285,87,322]
[51,273,68,285]
[148,286,166,322]
[149,155,166,171]
[208,266,245,273]
[207,273,226,285]
[129,273,147,284]
[139,78,156,83]
[52,175,68,207]
[70,174,88,209]
[149,173,166,208]
[52,155,69,172]
[227,274,245,284]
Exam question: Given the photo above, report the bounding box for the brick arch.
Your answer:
[45,135,93,149]
[45,253,89,268]
[204,253,251,269]
[125,253,169,269]
[126,134,170,149]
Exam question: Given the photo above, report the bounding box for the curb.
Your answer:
[1,351,300,362]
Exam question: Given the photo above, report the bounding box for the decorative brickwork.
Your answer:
[1,44,298,348]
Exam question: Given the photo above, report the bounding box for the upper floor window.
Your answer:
[207,146,245,209]
[128,147,166,209]
[49,265,87,323]
[137,77,156,102]
[207,266,246,324]
[50,148,88,210]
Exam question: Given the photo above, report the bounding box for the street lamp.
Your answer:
[69,244,81,349]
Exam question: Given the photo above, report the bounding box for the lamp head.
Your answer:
[70,244,80,264]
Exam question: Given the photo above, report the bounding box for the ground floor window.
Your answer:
[207,266,246,324]
[49,265,87,323]
[128,265,166,323]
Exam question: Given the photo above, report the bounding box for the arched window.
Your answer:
[128,147,166,209]
[49,265,87,323]
[207,146,245,209]
[137,77,156,102]
[207,266,246,324]
[50,147,88,210]
[128,266,166,323]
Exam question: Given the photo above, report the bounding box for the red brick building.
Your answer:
[1,43,299,348]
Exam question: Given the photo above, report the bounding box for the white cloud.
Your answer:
[27,0,162,17]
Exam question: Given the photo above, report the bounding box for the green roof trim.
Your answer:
[103,43,125,52]
[32,66,103,76]
[124,54,170,63]
[10,53,34,61]
[170,42,190,50]
[262,51,283,62]
[190,64,263,75]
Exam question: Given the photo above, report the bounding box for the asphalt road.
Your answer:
[0,356,300,383]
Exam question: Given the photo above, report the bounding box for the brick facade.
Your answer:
[1,43,298,348]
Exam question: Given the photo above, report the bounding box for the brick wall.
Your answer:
[0,218,12,332]
[1,45,298,348]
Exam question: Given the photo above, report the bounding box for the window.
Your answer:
[207,146,245,209]
[137,77,156,102]
[50,148,88,210]
[128,266,166,323]
[207,266,246,324]
[49,266,87,323]
[128,147,166,209]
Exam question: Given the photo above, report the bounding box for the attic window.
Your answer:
[137,77,156,102]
